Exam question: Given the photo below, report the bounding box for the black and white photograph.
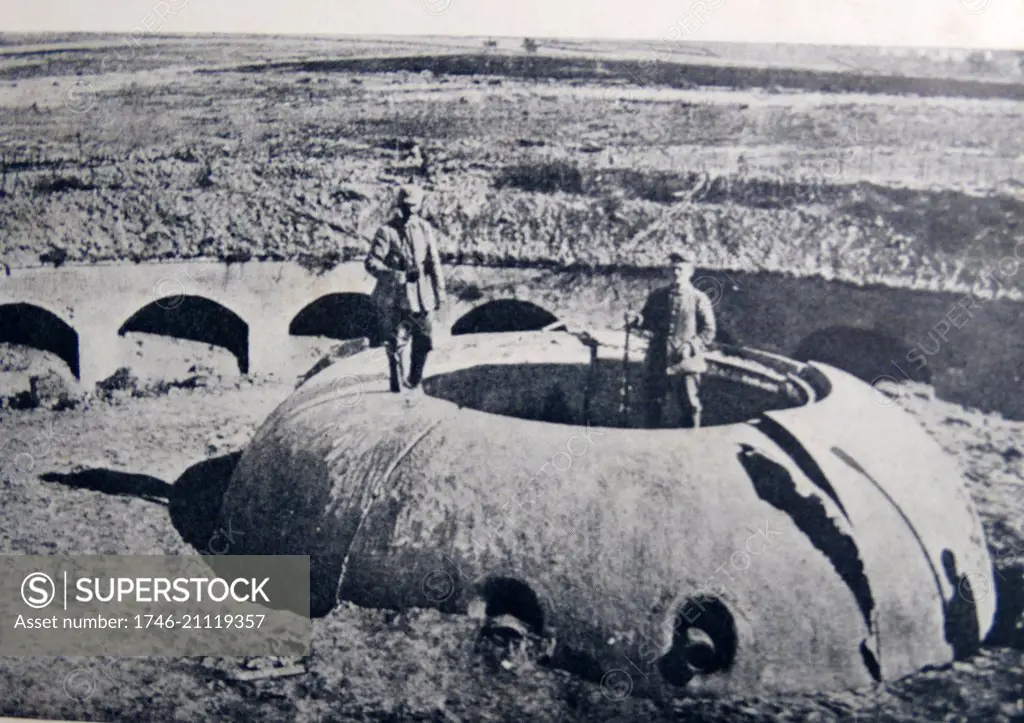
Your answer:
[0,1,1023,720]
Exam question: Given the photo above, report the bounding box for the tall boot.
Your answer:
[678,375,702,428]
[386,342,404,393]
[682,395,702,428]
[644,396,664,429]
[679,400,701,428]
[407,343,429,389]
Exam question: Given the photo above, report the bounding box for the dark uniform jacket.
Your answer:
[638,283,717,378]
[364,214,446,315]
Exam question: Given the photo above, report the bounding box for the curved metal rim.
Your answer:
[408,330,829,432]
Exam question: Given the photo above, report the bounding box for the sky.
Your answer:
[1,0,1022,50]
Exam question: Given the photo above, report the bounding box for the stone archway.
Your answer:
[793,326,932,385]
[451,299,560,336]
[0,302,80,378]
[289,293,379,344]
[118,296,250,374]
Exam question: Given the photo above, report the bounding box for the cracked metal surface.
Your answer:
[219,330,996,697]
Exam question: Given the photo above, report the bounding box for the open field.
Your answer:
[0,34,1023,298]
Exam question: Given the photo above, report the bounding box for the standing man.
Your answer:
[365,184,447,393]
[627,250,717,428]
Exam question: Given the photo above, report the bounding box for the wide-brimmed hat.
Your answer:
[397,184,425,205]
[668,250,694,264]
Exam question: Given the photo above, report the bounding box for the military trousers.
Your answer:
[380,307,434,392]
[644,371,703,429]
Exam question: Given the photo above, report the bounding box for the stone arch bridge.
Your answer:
[1,260,1022,419]
[0,261,561,387]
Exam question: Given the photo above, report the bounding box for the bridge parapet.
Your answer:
[3,261,1023,419]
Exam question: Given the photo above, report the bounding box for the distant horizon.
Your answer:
[1,0,1021,51]
[0,29,1021,55]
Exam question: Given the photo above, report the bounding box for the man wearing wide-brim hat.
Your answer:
[364,184,447,393]
[626,248,717,428]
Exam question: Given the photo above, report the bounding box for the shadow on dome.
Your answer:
[422,358,807,429]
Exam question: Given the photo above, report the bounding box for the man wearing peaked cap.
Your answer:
[365,184,447,393]
[627,247,717,428]
[396,183,425,206]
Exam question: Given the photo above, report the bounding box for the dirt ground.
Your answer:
[0,348,1023,722]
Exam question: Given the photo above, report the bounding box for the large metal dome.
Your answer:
[218,330,995,697]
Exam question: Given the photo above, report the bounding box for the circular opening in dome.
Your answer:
[421,353,812,429]
[658,596,738,686]
[468,577,546,636]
